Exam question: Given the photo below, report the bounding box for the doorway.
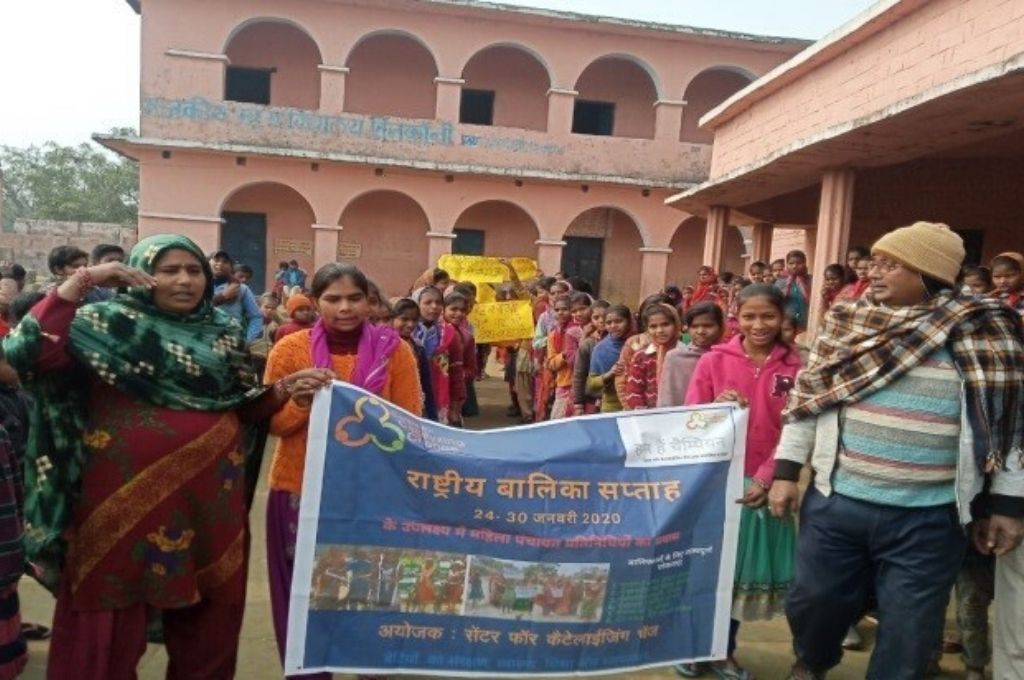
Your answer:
[561,236,603,295]
[221,211,268,293]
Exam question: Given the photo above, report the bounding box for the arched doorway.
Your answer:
[345,32,438,119]
[220,182,317,293]
[562,207,644,303]
[573,56,658,139]
[452,201,539,258]
[666,216,707,287]
[680,67,755,143]
[223,19,322,109]
[338,191,431,297]
[460,45,550,130]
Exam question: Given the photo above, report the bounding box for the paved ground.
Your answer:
[17,368,975,678]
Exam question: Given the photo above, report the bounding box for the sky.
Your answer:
[0,0,876,148]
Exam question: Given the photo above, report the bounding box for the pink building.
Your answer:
[101,0,805,300]
[670,0,1024,329]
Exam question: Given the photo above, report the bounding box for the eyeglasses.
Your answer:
[868,258,903,274]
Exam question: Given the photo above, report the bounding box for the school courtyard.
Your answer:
[15,369,972,679]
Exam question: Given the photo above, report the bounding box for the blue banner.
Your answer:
[286,383,746,677]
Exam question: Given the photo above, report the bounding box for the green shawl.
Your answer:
[3,234,263,592]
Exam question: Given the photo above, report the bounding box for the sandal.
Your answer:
[20,623,50,641]
[709,663,753,680]
[674,662,704,677]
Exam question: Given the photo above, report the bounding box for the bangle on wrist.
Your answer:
[72,269,95,296]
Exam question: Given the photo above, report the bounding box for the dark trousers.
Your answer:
[786,486,966,679]
[242,419,270,512]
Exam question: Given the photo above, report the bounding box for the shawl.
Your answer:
[590,334,625,375]
[691,270,718,305]
[837,279,870,303]
[778,274,811,303]
[3,234,263,587]
[784,293,1024,472]
[311,320,400,396]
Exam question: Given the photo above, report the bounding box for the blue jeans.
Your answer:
[786,486,966,679]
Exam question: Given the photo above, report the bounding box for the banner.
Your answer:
[438,255,540,284]
[469,301,535,344]
[287,384,746,677]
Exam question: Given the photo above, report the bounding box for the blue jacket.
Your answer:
[213,281,263,341]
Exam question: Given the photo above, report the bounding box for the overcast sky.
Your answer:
[0,0,876,147]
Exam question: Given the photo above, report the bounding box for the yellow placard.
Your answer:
[474,283,497,304]
[437,255,539,284]
[469,300,535,344]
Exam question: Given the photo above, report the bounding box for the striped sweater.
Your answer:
[832,346,961,507]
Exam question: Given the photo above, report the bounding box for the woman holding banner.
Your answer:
[264,263,422,678]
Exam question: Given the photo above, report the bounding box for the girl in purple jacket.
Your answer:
[683,284,802,680]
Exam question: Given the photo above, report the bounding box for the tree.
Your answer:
[0,131,138,230]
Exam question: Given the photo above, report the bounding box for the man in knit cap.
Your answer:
[768,222,1024,680]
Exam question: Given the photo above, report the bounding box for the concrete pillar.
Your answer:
[435,77,465,122]
[312,223,343,270]
[535,239,566,276]
[751,223,774,264]
[703,206,730,272]
[803,228,818,268]
[318,65,349,112]
[807,168,856,332]
[546,88,578,137]
[639,247,672,299]
[654,100,686,141]
[426,231,457,266]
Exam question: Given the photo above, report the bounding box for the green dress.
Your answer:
[732,478,796,620]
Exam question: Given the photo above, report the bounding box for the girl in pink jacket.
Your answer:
[683,283,801,680]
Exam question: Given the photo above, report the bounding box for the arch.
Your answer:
[573,55,659,139]
[561,206,645,302]
[460,44,552,131]
[344,30,439,120]
[666,216,707,287]
[453,200,541,258]
[680,66,756,143]
[338,190,431,297]
[220,181,317,293]
[223,18,322,109]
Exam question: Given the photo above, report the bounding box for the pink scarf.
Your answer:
[310,320,400,395]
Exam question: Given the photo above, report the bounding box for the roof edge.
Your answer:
[698,0,930,130]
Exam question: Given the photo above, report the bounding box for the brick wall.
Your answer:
[0,219,137,280]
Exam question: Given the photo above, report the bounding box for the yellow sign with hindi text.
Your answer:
[437,255,539,284]
[469,301,535,344]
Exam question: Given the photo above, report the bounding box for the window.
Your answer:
[453,229,485,256]
[460,89,495,126]
[572,100,615,136]
[225,66,273,105]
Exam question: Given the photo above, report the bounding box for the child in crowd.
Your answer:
[614,294,667,406]
[250,293,281,360]
[820,263,850,316]
[625,304,681,410]
[236,264,254,287]
[392,298,438,421]
[770,258,786,283]
[683,284,801,680]
[691,266,720,305]
[846,245,869,271]
[587,304,631,414]
[275,294,317,342]
[572,300,608,416]
[545,295,577,419]
[452,283,480,420]
[415,286,462,425]
[990,252,1024,313]
[962,265,993,297]
[366,280,391,324]
[775,250,811,330]
[837,255,871,303]
[657,302,725,408]
[441,292,471,427]
[748,261,769,284]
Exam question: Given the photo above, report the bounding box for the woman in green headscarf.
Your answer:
[3,234,333,679]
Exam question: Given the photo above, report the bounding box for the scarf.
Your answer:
[785,293,1024,472]
[311,320,400,396]
[778,274,811,303]
[590,334,625,375]
[691,270,718,304]
[3,234,263,589]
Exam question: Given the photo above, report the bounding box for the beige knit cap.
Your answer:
[872,222,965,286]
